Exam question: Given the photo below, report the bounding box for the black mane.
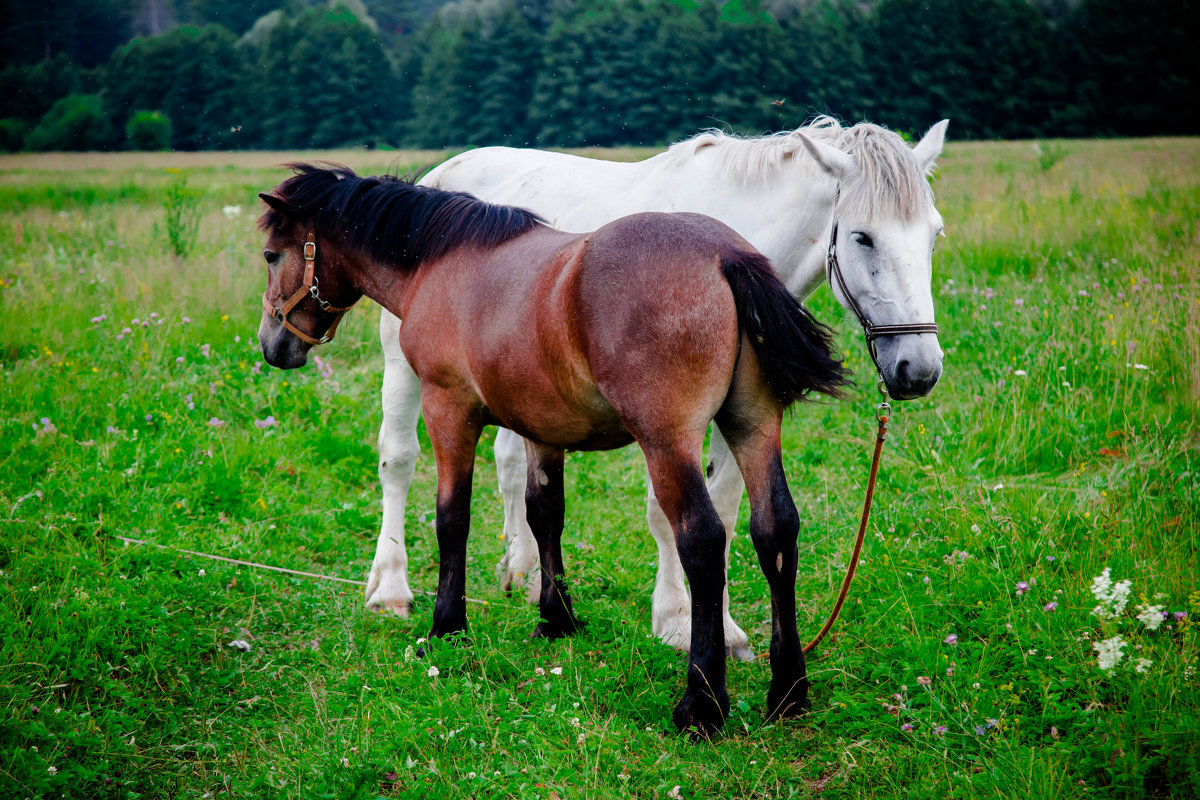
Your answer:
[259,163,544,270]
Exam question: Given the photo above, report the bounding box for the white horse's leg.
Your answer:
[365,310,420,616]
[494,427,540,601]
[647,428,753,660]
[647,471,692,651]
[706,428,754,661]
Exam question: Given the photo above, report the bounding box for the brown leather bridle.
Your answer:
[826,221,939,375]
[262,232,355,346]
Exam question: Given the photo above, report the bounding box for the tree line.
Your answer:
[0,0,1195,153]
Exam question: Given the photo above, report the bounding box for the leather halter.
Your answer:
[262,232,355,346]
[825,220,939,374]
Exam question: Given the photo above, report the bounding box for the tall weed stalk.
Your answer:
[163,169,200,258]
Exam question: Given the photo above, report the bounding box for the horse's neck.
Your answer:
[341,249,416,320]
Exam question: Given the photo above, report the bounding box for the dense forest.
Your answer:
[0,0,1196,151]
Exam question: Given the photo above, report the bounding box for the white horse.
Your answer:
[367,117,948,659]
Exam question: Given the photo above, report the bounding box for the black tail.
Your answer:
[721,251,850,406]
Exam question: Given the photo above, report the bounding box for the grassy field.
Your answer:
[1,138,1198,799]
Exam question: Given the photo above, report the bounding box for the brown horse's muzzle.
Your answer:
[258,312,312,370]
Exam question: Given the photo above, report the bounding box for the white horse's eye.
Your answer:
[852,231,874,248]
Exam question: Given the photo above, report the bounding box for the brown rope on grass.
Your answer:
[803,410,888,654]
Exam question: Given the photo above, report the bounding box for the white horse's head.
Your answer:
[797,120,948,400]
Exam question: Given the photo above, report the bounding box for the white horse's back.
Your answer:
[422,147,649,231]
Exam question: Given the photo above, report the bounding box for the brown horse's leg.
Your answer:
[716,406,807,718]
[523,441,581,639]
[423,399,483,640]
[643,444,730,736]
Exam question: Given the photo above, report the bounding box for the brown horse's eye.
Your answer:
[264,250,281,265]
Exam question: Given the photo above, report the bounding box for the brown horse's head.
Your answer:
[256,190,359,370]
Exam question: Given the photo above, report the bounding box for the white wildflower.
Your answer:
[1135,658,1152,674]
[222,205,242,218]
[550,666,563,676]
[668,786,683,800]
[1090,567,1132,619]
[1093,635,1126,671]
[427,666,440,678]
[1136,604,1165,631]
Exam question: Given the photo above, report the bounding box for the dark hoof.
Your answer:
[532,617,582,640]
[672,690,730,739]
[428,623,469,643]
[767,676,809,719]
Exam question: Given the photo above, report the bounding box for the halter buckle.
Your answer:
[303,240,316,260]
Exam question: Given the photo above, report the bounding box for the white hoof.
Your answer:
[499,562,541,604]
[724,616,755,662]
[652,605,692,653]
[728,644,756,662]
[365,567,414,617]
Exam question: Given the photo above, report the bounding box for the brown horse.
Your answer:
[256,164,849,735]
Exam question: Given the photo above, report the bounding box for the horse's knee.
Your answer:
[378,424,420,484]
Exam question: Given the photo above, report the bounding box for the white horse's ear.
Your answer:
[794,132,856,180]
[912,120,949,175]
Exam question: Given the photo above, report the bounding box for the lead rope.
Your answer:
[802,385,891,654]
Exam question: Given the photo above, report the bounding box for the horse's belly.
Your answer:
[486,391,633,452]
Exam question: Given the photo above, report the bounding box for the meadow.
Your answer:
[1,137,1198,799]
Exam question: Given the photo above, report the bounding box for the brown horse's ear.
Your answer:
[259,192,294,218]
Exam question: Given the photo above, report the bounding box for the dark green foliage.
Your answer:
[104,24,247,151]
[242,5,403,149]
[25,94,116,152]
[3,0,1197,150]
[1073,0,1200,136]
[0,119,26,152]
[0,55,85,126]
[126,110,173,151]
[0,0,131,67]
[867,0,1063,139]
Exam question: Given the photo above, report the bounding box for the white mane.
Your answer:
[665,116,935,223]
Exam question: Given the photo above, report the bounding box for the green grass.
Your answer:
[1,139,1198,799]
